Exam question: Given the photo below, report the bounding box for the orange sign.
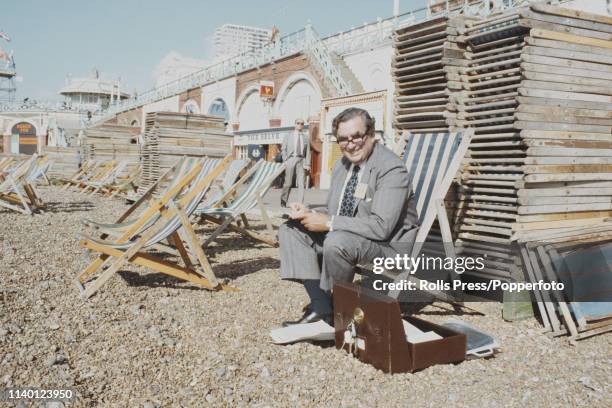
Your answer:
[259,80,274,99]
[12,122,35,135]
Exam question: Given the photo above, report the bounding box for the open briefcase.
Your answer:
[333,281,466,373]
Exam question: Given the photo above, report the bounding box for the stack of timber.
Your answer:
[514,3,612,236]
[139,112,232,194]
[81,124,141,177]
[393,16,470,133]
[451,4,612,282]
[44,146,80,179]
[453,8,527,282]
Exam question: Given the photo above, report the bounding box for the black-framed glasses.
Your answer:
[336,132,366,146]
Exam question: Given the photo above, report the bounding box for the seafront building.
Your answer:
[214,24,272,59]
[0,0,605,186]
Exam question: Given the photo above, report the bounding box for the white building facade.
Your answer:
[214,24,272,59]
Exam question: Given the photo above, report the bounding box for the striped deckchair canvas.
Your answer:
[388,129,473,299]
[75,155,234,299]
[196,160,286,247]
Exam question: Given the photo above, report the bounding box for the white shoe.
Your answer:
[270,320,335,344]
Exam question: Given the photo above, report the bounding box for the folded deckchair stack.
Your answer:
[139,112,233,196]
[44,147,80,180]
[393,15,467,133]
[451,4,612,282]
[81,123,141,178]
[392,4,612,284]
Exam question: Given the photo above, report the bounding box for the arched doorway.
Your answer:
[237,91,267,130]
[11,122,37,154]
[275,76,321,127]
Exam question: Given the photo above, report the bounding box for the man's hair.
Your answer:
[331,107,375,137]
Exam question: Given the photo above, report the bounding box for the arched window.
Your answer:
[183,99,200,114]
[208,98,230,122]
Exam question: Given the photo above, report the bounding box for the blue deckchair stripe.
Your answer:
[403,131,462,223]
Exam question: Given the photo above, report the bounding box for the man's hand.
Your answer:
[288,202,308,220]
[300,212,330,232]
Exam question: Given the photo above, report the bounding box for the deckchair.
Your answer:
[196,160,286,247]
[61,159,99,189]
[63,160,115,192]
[518,224,612,343]
[28,155,53,186]
[21,155,53,209]
[75,155,233,298]
[0,157,15,172]
[81,160,128,195]
[382,130,474,300]
[0,155,40,214]
[74,160,119,194]
[99,164,142,198]
[196,159,251,210]
[82,157,219,236]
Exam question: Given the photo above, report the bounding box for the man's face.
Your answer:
[336,116,375,165]
[295,120,304,131]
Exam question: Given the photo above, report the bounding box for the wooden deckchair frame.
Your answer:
[197,161,286,247]
[75,155,234,299]
[76,160,119,194]
[0,155,39,215]
[100,165,142,197]
[387,130,474,301]
[519,224,612,343]
[61,160,101,190]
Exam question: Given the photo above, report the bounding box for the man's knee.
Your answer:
[323,231,358,260]
[279,220,304,246]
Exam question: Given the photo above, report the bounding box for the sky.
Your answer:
[1,0,426,101]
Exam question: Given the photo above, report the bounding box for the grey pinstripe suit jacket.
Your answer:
[316,142,419,250]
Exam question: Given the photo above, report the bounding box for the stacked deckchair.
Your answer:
[138,112,233,196]
[44,146,80,180]
[80,123,141,182]
[196,160,286,247]
[518,223,612,343]
[75,155,233,298]
[393,15,467,133]
[0,155,47,214]
[400,4,612,283]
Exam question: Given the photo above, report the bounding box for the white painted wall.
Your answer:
[237,90,268,131]
[341,44,395,141]
[141,95,180,128]
[276,79,321,126]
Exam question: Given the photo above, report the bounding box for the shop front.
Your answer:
[234,124,324,187]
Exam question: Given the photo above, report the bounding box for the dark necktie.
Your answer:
[339,166,360,216]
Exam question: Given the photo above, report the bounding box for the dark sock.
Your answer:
[303,279,332,316]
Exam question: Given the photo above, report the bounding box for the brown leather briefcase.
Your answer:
[333,281,466,373]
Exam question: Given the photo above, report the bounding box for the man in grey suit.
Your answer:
[278,108,419,326]
[280,118,310,207]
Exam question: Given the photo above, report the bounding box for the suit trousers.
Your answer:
[281,157,305,204]
[279,220,397,291]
